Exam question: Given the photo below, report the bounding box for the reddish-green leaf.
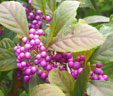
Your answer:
[48,68,74,96]
[29,84,65,96]
[88,81,113,96]
[84,16,109,24]
[48,23,105,52]
[72,63,90,96]
[90,34,113,64]
[0,49,16,71]
[45,1,80,47]
[0,1,29,37]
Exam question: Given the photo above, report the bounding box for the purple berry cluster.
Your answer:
[90,64,108,80]
[14,1,108,83]
[14,28,49,83]
[21,1,51,30]
[14,1,51,83]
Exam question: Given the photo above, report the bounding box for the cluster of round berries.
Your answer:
[21,1,51,30]
[90,64,108,80]
[14,1,108,83]
[67,54,108,81]
[14,32,108,83]
[14,28,50,83]
[0,29,3,35]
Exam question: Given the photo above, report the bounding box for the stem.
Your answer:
[8,70,23,96]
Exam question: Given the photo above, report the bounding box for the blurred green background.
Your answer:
[78,0,113,18]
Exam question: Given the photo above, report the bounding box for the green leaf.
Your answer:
[90,34,113,65]
[48,68,74,96]
[99,24,113,38]
[19,91,27,96]
[47,0,56,13]
[84,16,109,24]
[110,14,113,23]
[72,63,90,96]
[35,0,46,15]
[0,71,9,82]
[45,1,80,47]
[29,74,45,90]
[101,62,113,81]
[0,49,16,71]
[48,23,105,52]
[0,1,29,37]
[72,49,93,64]
[88,81,113,96]
[31,0,39,9]
[0,28,16,41]
[0,38,15,54]
[29,84,65,96]
[79,0,95,10]
[0,90,4,96]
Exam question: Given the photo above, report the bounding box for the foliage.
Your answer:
[0,0,113,96]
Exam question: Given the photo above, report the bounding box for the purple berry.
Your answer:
[25,52,31,59]
[30,40,35,45]
[46,16,51,22]
[66,52,72,59]
[36,10,42,15]
[29,28,36,34]
[45,56,51,62]
[41,73,47,80]
[24,75,30,83]
[37,29,44,35]
[31,67,37,74]
[46,65,52,71]
[36,54,41,59]
[29,34,34,39]
[34,59,40,65]
[37,70,43,76]
[25,44,31,50]
[22,37,27,43]
[40,60,47,67]
[96,64,102,68]
[78,68,83,73]
[103,75,108,80]
[19,52,25,58]
[20,47,25,52]
[40,46,45,51]
[59,66,65,71]
[68,61,74,68]
[41,51,47,57]
[25,68,31,75]
[92,76,98,80]
[80,55,85,61]
[76,56,81,62]
[35,39,40,45]
[21,61,27,67]
[73,62,80,69]
[35,16,40,20]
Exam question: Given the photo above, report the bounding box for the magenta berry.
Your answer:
[37,29,44,35]
[22,37,27,43]
[24,75,30,83]
[36,10,42,15]
[96,64,102,68]
[73,62,80,69]
[29,28,36,34]
[25,52,31,59]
